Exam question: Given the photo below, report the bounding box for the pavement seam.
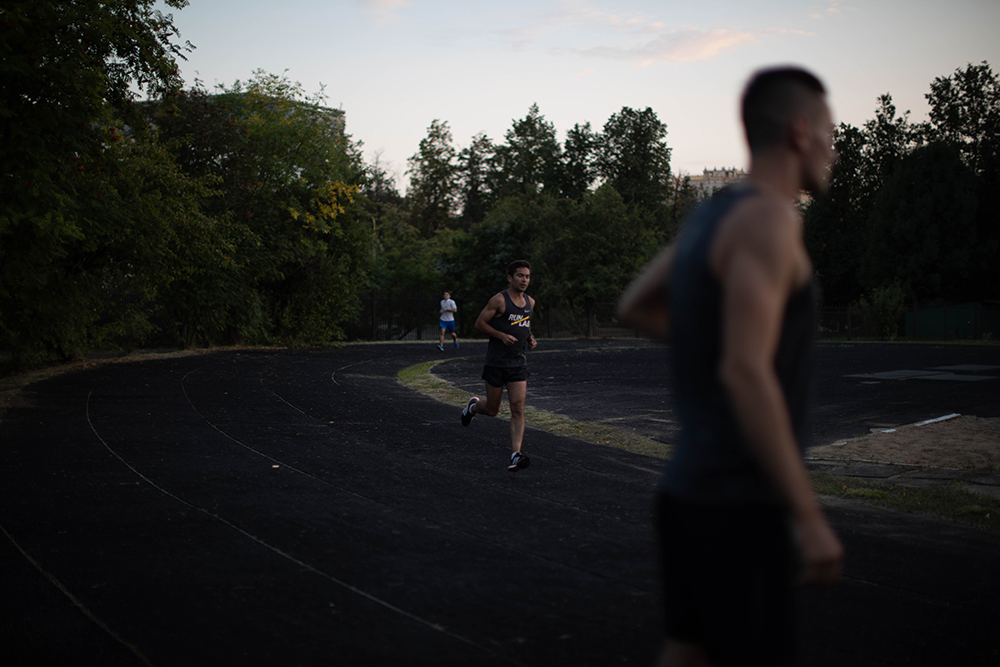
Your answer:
[0,521,156,666]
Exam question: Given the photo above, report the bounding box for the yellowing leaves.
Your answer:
[287,180,358,234]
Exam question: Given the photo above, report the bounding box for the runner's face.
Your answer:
[508,269,531,293]
[803,102,836,196]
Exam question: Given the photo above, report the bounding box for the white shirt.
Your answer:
[440,299,457,322]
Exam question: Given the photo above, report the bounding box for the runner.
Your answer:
[618,67,844,667]
[460,260,538,472]
[438,291,458,351]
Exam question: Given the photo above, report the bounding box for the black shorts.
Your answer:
[654,493,799,666]
[482,365,528,388]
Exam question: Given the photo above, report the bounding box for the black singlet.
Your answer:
[661,185,817,505]
[484,291,532,368]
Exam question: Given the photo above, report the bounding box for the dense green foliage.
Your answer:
[806,62,999,324]
[390,104,676,331]
[153,72,373,345]
[1,0,197,364]
[1,3,372,367]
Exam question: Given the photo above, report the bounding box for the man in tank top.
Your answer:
[460,260,537,472]
[618,67,843,667]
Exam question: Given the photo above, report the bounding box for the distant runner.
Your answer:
[460,260,537,472]
[438,291,458,351]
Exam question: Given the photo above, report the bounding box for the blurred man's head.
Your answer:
[742,67,835,194]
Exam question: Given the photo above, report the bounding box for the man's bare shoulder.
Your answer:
[488,292,507,314]
[713,191,800,268]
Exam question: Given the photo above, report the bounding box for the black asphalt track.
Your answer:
[1,340,998,666]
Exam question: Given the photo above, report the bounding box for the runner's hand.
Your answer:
[796,516,844,589]
[527,335,537,351]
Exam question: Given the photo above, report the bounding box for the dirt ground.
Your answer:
[809,415,1000,472]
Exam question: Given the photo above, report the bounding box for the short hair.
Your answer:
[741,67,827,152]
[506,260,531,277]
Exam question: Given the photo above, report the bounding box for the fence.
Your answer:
[816,302,998,341]
[344,292,999,343]
[343,291,443,341]
[906,302,999,340]
[343,292,639,342]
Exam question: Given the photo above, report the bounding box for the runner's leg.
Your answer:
[506,380,527,452]
[476,382,504,417]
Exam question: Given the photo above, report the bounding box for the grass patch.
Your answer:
[400,361,999,530]
[397,359,671,458]
[811,471,999,531]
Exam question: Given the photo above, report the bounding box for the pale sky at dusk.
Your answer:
[160,0,1000,189]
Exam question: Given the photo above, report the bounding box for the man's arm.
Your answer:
[475,294,518,345]
[617,244,675,341]
[527,296,537,350]
[715,201,843,589]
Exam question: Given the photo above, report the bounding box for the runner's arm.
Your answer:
[527,297,538,350]
[617,244,675,341]
[475,294,518,345]
[716,206,843,589]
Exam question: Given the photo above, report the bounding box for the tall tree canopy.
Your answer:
[490,104,564,200]
[406,119,459,236]
[861,142,981,303]
[0,0,197,364]
[156,71,373,344]
[596,107,673,212]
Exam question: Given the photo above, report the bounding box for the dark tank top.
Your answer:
[662,185,816,505]
[484,291,532,368]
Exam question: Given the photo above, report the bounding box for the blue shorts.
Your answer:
[655,493,799,665]
[439,320,455,333]
[482,365,528,388]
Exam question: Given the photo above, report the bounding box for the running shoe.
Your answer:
[437,344,445,351]
[454,341,459,349]
[507,451,531,472]
[461,397,479,426]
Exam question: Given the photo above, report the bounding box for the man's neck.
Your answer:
[506,288,527,305]
[747,150,803,202]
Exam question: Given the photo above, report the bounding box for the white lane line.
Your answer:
[84,390,521,665]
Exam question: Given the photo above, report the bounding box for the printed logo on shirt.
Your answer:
[509,313,531,327]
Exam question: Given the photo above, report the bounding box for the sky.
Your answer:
[159,0,1000,190]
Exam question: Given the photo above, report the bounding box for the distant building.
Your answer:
[687,167,747,198]
[681,166,811,205]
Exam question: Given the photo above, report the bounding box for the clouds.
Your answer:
[582,28,761,66]
[358,0,411,27]
[499,2,814,68]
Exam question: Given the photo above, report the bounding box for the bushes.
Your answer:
[853,280,907,341]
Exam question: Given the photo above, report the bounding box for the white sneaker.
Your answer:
[461,397,478,426]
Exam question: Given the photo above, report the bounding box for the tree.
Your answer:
[669,174,703,240]
[0,0,194,365]
[156,71,373,344]
[861,142,981,304]
[804,123,870,305]
[362,149,404,231]
[457,132,494,228]
[561,122,598,200]
[596,107,672,213]
[925,62,1000,176]
[925,61,1000,297]
[490,104,564,200]
[544,185,655,328]
[406,119,459,236]
[862,94,922,195]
